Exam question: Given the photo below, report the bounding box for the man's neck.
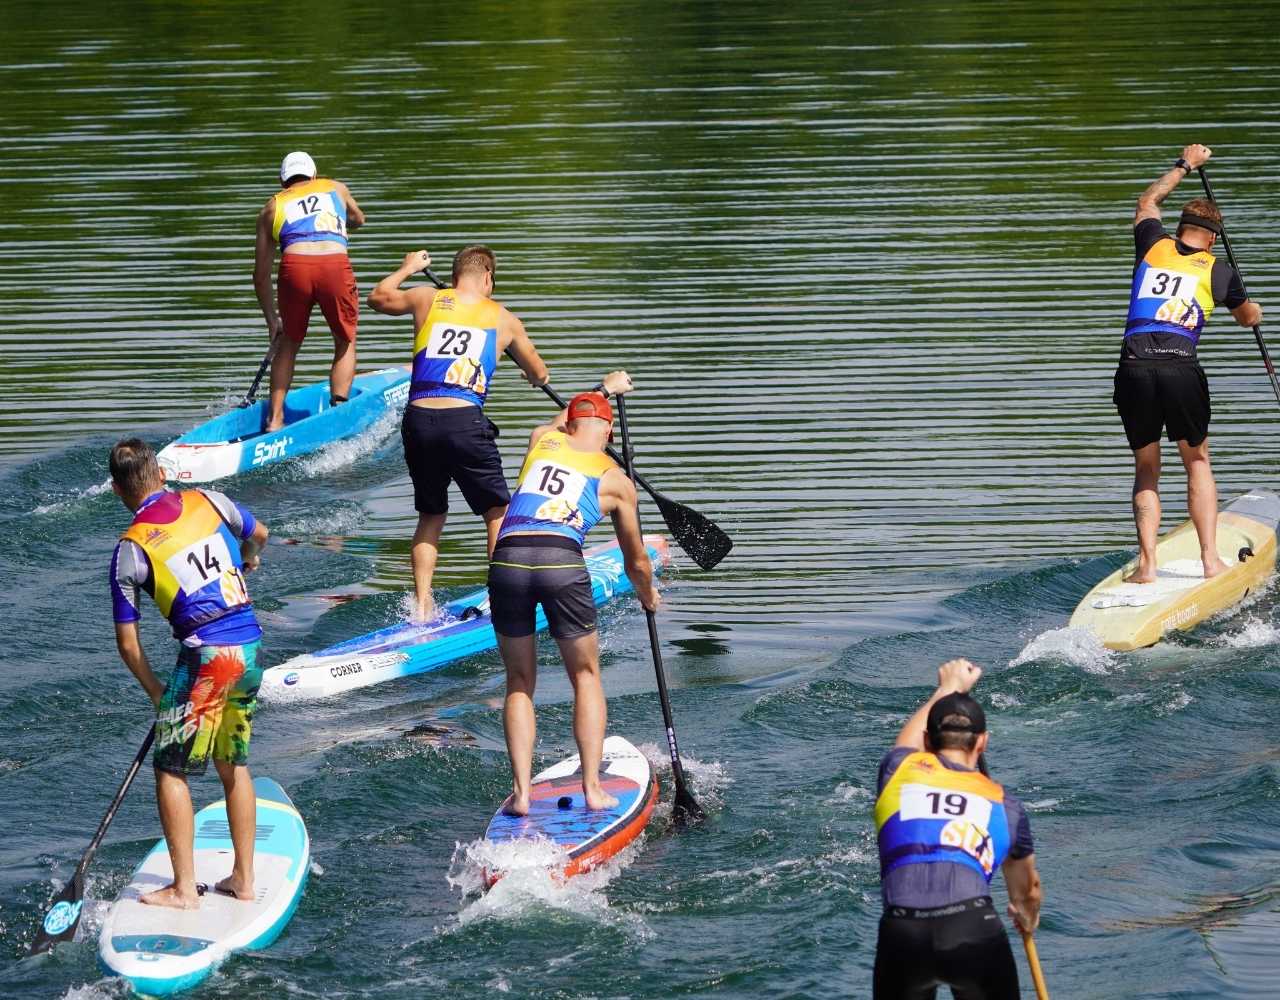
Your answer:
[936,748,978,770]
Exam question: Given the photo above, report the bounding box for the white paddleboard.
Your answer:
[98,777,309,995]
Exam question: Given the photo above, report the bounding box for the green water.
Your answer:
[3,1,1280,997]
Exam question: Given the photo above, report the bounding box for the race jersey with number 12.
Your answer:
[410,290,501,405]
[497,431,616,547]
[272,179,349,250]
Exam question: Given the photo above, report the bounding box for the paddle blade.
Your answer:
[27,873,85,957]
[672,783,706,826]
[652,492,732,571]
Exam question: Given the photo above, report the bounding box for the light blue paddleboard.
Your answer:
[97,777,309,996]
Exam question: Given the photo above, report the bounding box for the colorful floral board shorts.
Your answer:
[154,641,263,776]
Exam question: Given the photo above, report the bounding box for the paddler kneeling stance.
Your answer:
[108,439,270,908]
[491,373,659,815]
[873,659,1042,999]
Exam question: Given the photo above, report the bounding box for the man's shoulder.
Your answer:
[877,747,916,789]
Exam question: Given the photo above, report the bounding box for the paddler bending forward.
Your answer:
[109,439,270,908]
[873,659,1042,999]
[491,372,660,815]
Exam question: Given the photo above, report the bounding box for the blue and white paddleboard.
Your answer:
[157,367,409,482]
[98,778,309,996]
[260,535,670,703]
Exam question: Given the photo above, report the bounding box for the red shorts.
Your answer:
[278,252,359,343]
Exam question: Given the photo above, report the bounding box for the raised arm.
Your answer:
[367,250,435,317]
[336,181,365,230]
[1135,143,1212,225]
[501,311,550,387]
[253,200,282,339]
[893,658,982,749]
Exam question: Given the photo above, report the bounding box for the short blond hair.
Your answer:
[452,244,496,286]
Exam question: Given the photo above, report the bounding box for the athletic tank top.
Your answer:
[272,179,349,251]
[410,289,501,405]
[875,751,1013,884]
[1124,238,1217,355]
[497,431,615,547]
[120,491,253,639]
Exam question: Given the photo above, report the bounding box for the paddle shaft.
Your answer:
[240,336,281,408]
[1022,931,1050,1000]
[1197,167,1280,407]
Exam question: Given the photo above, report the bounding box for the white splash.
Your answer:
[1010,627,1116,674]
[988,692,1023,709]
[31,478,112,515]
[276,504,367,538]
[294,409,400,478]
[826,782,870,805]
[1218,618,1280,649]
[636,741,731,815]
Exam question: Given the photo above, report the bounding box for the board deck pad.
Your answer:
[1070,489,1280,650]
[483,735,658,882]
[98,777,309,996]
[261,536,669,702]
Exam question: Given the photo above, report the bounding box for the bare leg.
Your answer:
[482,504,507,558]
[1125,441,1162,584]
[1178,437,1229,578]
[411,512,446,622]
[212,760,256,901]
[499,632,538,816]
[266,336,303,432]
[329,332,356,402]
[555,630,617,811]
[141,769,200,909]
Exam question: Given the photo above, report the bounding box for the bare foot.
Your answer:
[410,598,435,625]
[584,787,619,811]
[1202,556,1230,579]
[1123,568,1157,584]
[264,420,284,433]
[501,792,530,817]
[140,884,200,909]
[214,875,255,901]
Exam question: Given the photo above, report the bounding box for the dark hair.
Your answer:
[109,438,161,497]
[452,244,496,287]
[1177,197,1223,236]
[926,724,981,752]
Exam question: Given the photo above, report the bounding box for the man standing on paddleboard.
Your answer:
[254,151,366,432]
[489,374,660,814]
[873,659,1042,999]
[108,439,270,909]
[1115,143,1263,583]
[367,246,550,622]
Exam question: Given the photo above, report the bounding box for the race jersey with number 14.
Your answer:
[272,178,349,251]
[497,431,616,547]
[410,290,501,405]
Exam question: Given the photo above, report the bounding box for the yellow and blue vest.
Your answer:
[497,431,615,547]
[272,178,349,251]
[875,751,1012,883]
[410,289,501,405]
[120,491,253,640]
[1125,238,1217,349]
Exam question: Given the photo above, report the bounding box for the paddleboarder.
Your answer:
[1115,143,1264,583]
[873,658,1042,1000]
[489,374,660,815]
[108,438,270,909]
[254,151,366,432]
[367,246,550,622]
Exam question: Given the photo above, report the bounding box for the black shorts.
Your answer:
[873,897,1019,1000]
[1113,361,1210,450]
[401,405,510,516]
[488,535,597,640]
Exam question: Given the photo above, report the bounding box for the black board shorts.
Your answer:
[1113,361,1210,450]
[401,404,510,515]
[488,535,597,640]
[873,897,1019,1000]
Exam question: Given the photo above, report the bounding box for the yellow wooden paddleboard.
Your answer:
[1069,489,1280,651]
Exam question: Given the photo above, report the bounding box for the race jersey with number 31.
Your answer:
[1125,238,1217,349]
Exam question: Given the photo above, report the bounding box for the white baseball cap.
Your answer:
[280,151,317,183]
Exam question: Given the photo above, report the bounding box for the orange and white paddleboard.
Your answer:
[483,735,658,885]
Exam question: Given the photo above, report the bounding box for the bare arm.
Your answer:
[1002,854,1043,933]
[367,250,434,317]
[1135,143,1212,224]
[894,658,982,749]
[606,472,659,612]
[1232,300,1264,327]
[115,622,164,707]
[254,201,282,338]
[335,181,365,231]
[500,311,550,387]
[241,518,269,571]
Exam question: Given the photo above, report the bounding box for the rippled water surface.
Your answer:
[3,1,1280,997]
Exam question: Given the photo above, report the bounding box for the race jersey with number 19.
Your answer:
[111,490,261,647]
[497,431,615,547]
[271,178,349,251]
[410,289,501,405]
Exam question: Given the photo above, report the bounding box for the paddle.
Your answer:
[28,725,156,956]
[238,334,281,408]
[1197,167,1280,408]
[1022,931,1051,1000]
[616,394,705,824]
[419,265,732,570]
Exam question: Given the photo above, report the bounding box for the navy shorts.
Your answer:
[402,405,511,515]
[1113,361,1210,450]
[488,535,597,640]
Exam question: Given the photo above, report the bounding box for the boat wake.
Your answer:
[293,409,400,479]
[29,478,112,516]
[1009,626,1116,674]
[636,741,731,819]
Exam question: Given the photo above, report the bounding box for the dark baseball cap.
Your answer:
[926,693,986,738]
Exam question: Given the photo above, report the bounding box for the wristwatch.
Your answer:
[1174,157,1191,173]
[592,381,609,399]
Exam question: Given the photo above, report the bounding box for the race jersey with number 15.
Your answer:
[271,178,349,251]
[410,290,501,405]
[497,431,615,547]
